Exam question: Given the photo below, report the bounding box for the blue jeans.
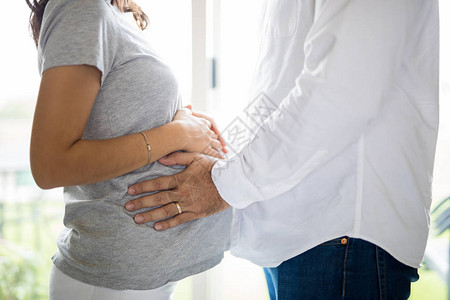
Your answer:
[264,237,419,300]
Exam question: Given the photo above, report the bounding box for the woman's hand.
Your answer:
[173,108,224,158]
[186,105,228,154]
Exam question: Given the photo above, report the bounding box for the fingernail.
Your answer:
[154,223,162,231]
[125,203,134,211]
[128,187,135,194]
[135,215,144,223]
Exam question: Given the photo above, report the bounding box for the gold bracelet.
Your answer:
[139,131,151,165]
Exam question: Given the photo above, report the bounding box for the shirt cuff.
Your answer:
[211,155,265,209]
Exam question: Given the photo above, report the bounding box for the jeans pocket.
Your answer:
[265,0,298,38]
[376,246,419,300]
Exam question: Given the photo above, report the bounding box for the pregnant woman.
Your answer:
[26,0,232,299]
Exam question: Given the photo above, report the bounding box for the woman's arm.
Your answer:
[30,65,220,189]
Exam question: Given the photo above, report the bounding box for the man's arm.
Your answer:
[125,0,412,228]
[212,0,409,208]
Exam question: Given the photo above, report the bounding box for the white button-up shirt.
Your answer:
[212,0,439,268]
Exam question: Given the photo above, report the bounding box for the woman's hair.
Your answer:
[25,0,149,46]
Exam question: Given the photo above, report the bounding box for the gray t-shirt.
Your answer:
[38,0,231,290]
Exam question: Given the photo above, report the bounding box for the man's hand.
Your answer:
[125,152,230,231]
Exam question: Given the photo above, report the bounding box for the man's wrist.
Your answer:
[210,159,232,207]
[211,156,265,209]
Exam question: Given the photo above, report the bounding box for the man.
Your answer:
[125,0,440,298]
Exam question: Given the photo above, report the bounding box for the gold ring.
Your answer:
[175,202,182,214]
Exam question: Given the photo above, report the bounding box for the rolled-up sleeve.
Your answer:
[212,1,409,209]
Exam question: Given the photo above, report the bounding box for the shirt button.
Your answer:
[341,238,348,245]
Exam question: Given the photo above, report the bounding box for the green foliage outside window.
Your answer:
[0,240,40,300]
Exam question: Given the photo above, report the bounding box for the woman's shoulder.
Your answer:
[38,0,120,77]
